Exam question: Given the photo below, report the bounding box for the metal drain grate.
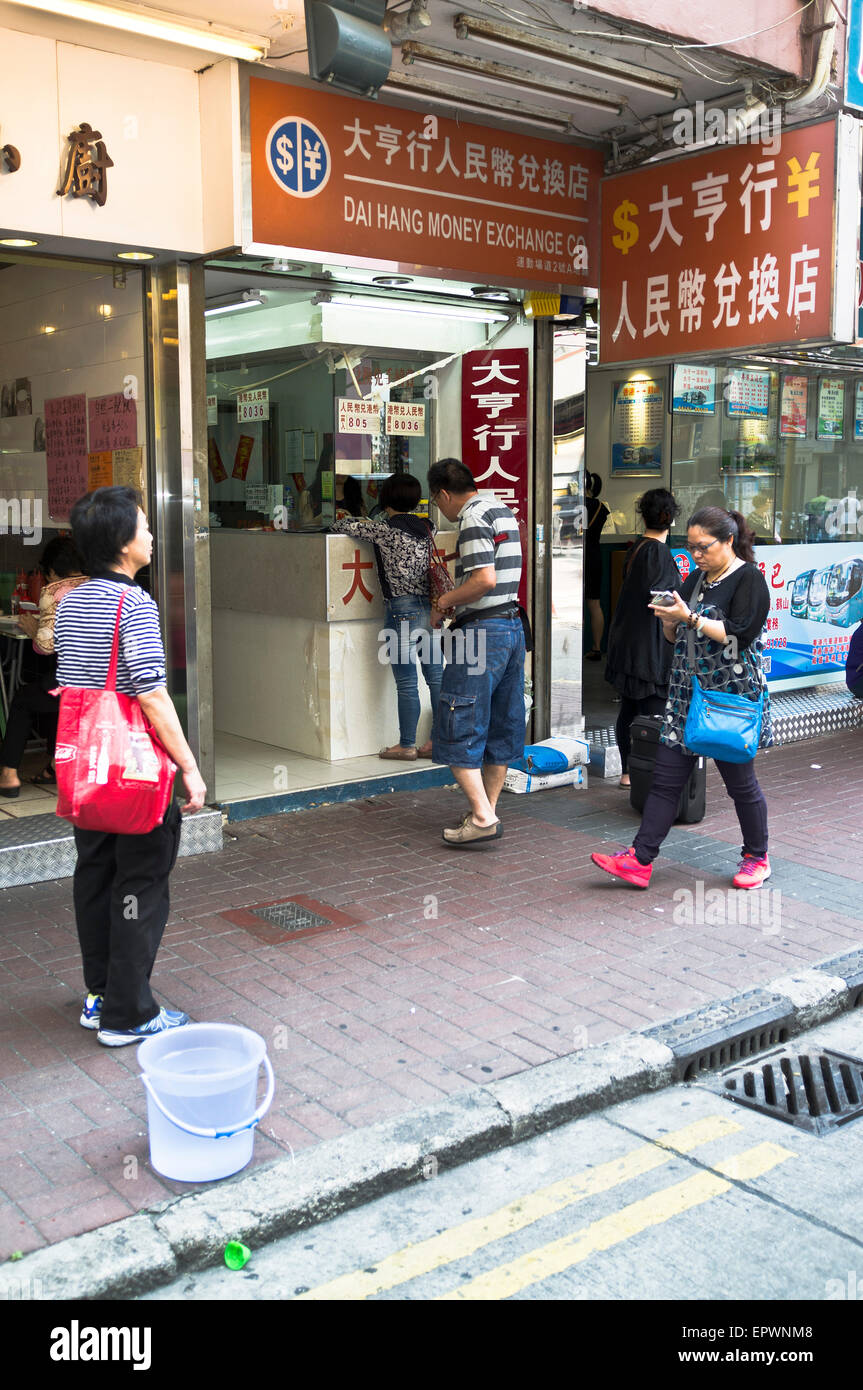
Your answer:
[713,1046,863,1135]
[250,902,333,931]
[220,895,359,944]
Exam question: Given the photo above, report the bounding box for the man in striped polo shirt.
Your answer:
[428,458,525,847]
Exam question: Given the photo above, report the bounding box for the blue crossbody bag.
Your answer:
[683,575,765,764]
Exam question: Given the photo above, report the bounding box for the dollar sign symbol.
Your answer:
[612,199,639,255]
[276,132,294,176]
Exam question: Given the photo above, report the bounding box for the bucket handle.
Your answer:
[141,1054,275,1140]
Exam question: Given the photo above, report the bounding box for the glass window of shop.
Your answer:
[0,255,148,602]
[205,287,436,530]
[669,363,863,545]
[203,269,527,804]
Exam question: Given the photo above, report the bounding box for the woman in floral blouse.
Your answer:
[591,506,772,892]
[332,472,444,760]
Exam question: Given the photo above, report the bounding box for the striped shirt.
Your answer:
[54,577,166,696]
[454,494,521,615]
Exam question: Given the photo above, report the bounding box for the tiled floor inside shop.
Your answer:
[0,768,57,822]
[214,731,443,803]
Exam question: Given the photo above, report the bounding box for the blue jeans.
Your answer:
[432,616,526,769]
[384,596,444,747]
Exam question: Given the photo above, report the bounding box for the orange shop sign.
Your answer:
[247,75,601,287]
[600,119,844,365]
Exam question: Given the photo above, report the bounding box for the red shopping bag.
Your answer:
[54,592,176,834]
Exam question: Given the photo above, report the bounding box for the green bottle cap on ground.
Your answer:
[224,1241,251,1270]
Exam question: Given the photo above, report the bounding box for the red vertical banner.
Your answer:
[232,435,254,480]
[461,347,529,607]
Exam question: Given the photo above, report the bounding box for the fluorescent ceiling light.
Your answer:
[383,75,582,134]
[205,291,268,318]
[454,14,680,100]
[3,0,268,60]
[323,294,510,323]
[401,42,623,114]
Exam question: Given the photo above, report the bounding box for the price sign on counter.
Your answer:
[237,389,269,423]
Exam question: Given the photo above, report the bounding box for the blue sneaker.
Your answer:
[97,1007,191,1048]
[79,993,104,1030]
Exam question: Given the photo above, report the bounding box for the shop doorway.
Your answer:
[202,263,525,809]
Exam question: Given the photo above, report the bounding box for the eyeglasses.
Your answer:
[689,538,719,556]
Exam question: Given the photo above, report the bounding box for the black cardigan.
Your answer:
[605,538,682,700]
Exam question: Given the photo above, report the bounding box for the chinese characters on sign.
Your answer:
[236,389,270,423]
[337,398,381,434]
[232,435,254,480]
[779,375,809,437]
[87,451,112,490]
[601,121,837,363]
[758,541,863,682]
[385,401,426,435]
[45,394,88,520]
[57,123,113,207]
[817,377,845,439]
[611,378,664,473]
[88,393,137,451]
[672,364,716,413]
[341,549,375,605]
[461,348,528,605]
[725,369,770,417]
[250,77,601,288]
[208,437,227,483]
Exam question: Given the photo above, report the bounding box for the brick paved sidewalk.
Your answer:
[1,732,861,1259]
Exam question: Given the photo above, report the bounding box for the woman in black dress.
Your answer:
[584,472,610,659]
[605,488,681,788]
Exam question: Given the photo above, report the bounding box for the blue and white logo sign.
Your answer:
[265,118,331,198]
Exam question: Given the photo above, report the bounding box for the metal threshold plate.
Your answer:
[712,1046,863,1135]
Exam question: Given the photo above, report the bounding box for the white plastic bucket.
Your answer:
[138,1023,274,1182]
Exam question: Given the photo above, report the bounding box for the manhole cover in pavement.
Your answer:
[219,896,358,944]
[711,1046,863,1136]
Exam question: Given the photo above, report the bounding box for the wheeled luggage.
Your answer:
[628,714,706,823]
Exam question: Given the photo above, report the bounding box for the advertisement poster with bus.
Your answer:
[669,541,861,686]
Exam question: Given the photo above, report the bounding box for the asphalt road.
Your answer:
[143,1010,863,1306]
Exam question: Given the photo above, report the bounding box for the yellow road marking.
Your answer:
[295,1114,742,1301]
[438,1141,795,1301]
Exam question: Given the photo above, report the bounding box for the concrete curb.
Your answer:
[2,950,861,1301]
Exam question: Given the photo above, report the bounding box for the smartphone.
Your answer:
[649,590,677,607]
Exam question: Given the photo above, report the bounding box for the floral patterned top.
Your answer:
[660,561,773,755]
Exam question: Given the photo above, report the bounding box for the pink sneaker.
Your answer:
[733,854,771,890]
[591,847,652,889]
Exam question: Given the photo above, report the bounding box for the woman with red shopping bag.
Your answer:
[54,487,206,1047]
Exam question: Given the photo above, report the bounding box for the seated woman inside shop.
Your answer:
[331,472,444,761]
[299,445,366,524]
[0,535,86,796]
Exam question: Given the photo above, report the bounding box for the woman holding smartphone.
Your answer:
[604,488,681,788]
[592,505,772,891]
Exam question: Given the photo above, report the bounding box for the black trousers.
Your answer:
[0,682,59,768]
[73,800,182,1030]
[615,692,667,773]
[633,741,768,865]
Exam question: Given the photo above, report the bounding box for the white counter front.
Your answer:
[210,528,455,760]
